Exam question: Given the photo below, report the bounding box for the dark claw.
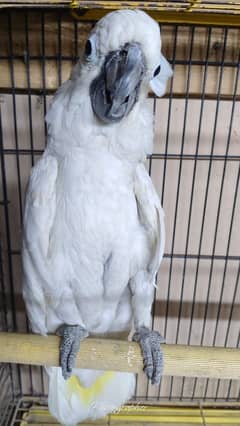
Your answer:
[133,326,165,385]
[57,324,89,380]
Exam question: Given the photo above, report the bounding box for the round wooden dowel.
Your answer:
[0,332,239,380]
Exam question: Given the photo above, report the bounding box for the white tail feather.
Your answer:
[46,367,135,425]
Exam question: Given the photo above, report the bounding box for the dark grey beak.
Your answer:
[90,43,146,124]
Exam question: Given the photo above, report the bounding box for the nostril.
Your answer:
[120,49,128,59]
[124,95,129,104]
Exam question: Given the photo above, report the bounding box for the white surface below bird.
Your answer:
[22,9,173,426]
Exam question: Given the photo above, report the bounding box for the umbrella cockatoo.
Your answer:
[22,9,172,426]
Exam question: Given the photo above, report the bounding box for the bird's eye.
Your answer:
[84,34,97,62]
[153,65,161,77]
[85,40,92,57]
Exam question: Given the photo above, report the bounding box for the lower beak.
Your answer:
[90,43,146,124]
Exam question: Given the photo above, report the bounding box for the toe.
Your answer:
[144,363,154,380]
[60,331,76,379]
[67,338,81,373]
[134,333,154,380]
[60,341,71,380]
[151,345,164,385]
[58,325,89,380]
[133,327,165,384]
[142,340,154,379]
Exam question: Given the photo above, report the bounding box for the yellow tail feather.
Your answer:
[66,372,115,406]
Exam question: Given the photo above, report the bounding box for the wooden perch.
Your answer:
[0,332,240,380]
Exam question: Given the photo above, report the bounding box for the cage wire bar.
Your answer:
[0,5,240,423]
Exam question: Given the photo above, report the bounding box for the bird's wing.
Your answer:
[134,162,165,284]
[22,152,58,334]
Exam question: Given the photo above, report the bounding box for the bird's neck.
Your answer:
[46,78,154,165]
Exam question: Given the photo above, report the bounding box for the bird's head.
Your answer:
[80,9,173,124]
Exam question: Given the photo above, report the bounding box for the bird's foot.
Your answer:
[57,324,89,380]
[132,326,165,385]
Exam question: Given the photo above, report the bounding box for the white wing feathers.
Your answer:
[130,163,165,330]
[134,163,165,285]
[22,153,58,334]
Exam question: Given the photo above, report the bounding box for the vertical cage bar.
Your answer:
[145,95,157,400]
[8,12,23,221]
[191,27,228,400]
[158,25,178,400]
[166,26,195,400]
[24,9,34,395]
[0,229,8,332]
[0,225,14,406]
[24,11,34,168]
[57,11,62,86]
[40,10,49,396]
[160,25,178,207]
[158,23,178,400]
[179,26,212,401]
[74,18,79,64]
[0,104,21,396]
[41,11,47,144]
[223,260,240,400]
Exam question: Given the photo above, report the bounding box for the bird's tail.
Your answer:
[46,367,135,425]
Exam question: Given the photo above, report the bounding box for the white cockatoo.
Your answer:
[22,9,172,426]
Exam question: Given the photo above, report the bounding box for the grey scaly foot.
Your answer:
[132,326,165,385]
[57,324,89,380]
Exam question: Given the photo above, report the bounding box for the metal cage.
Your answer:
[0,5,239,425]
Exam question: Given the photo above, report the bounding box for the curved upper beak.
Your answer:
[90,43,146,124]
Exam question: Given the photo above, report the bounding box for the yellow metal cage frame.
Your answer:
[0,1,239,26]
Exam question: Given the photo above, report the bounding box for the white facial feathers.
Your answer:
[149,54,173,97]
[86,9,172,97]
